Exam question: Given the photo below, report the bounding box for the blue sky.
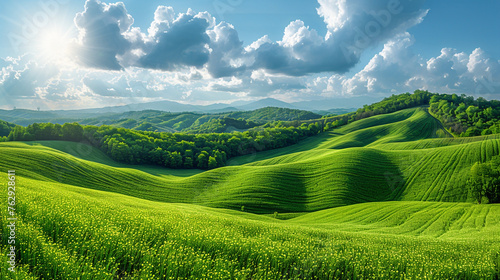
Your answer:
[0,0,499,110]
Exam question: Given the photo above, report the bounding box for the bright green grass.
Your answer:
[373,133,500,150]
[227,107,452,165]
[1,137,499,213]
[226,130,344,166]
[23,141,203,179]
[1,177,499,279]
[1,106,500,279]
[315,107,452,149]
[291,201,500,240]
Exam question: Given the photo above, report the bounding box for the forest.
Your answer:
[428,94,500,136]
[5,122,324,169]
[0,120,16,138]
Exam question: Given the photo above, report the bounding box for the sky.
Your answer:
[0,0,499,110]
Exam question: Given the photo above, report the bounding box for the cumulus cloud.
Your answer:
[204,76,246,96]
[247,0,428,76]
[322,33,500,96]
[138,10,211,71]
[0,56,62,108]
[36,79,82,102]
[203,71,308,98]
[72,2,241,76]
[74,0,134,70]
[0,59,59,98]
[70,0,428,78]
[80,69,191,100]
[206,22,246,78]
[0,54,192,109]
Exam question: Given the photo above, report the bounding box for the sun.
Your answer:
[34,26,76,64]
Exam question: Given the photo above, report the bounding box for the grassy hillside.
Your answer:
[1,103,500,279]
[1,177,499,279]
[1,124,498,214]
[2,107,498,212]
[314,107,452,149]
[0,178,499,279]
[291,201,500,240]
[225,107,446,165]
[24,141,203,178]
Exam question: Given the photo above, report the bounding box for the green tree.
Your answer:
[468,160,500,204]
[183,157,194,169]
[196,151,209,169]
[164,152,174,168]
[208,156,217,169]
[8,126,26,141]
[62,123,84,141]
[171,151,183,169]
[466,105,480,122]
[111,142,132,163]
[149,147,164,165]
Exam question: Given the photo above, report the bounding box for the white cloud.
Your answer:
[147,6,176,37]
[324,33,500,96]
[206,22,246,78]
[0,59,59,99]
[280,20,323,49]
[245,35,272,53]
[316,0,348,32]
[138,10,211,71]
[247,0,428,76]
[74,0,134,70]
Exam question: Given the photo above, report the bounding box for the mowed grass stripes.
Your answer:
[1,136,499,213]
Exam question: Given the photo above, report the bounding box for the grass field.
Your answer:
[1,107,500,279]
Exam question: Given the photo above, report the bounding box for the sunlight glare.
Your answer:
[35,27,75,63]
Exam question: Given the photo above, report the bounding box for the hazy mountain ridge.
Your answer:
[0,97,367,124]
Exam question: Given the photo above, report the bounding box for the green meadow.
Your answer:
[1,107,500,279]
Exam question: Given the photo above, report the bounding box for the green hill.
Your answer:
[226,107,451,165]
[3,177,498,279]
[1,108,499,213]
[291,201,500,239]
[315,107,452,149]
[225,107,322,122]
[1,95,500,279]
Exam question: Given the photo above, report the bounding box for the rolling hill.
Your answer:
[2,108,496,213]
[1,105,499,279]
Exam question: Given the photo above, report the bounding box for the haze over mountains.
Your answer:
[0,97,376,121]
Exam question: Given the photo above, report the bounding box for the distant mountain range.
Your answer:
[0,96,383,123]
[51,96,381,115]
[52,98,299,117]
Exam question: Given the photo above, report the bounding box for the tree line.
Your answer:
[6,121,326,169]
[428,93,500,136]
